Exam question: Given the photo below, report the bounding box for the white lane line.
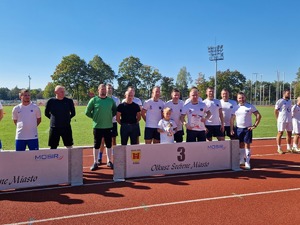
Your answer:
[5,187,300,225]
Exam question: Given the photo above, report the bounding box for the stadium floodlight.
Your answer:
[28,75,31,90]
[208,45,224,97]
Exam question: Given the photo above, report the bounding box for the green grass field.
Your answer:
[0,105,276,150]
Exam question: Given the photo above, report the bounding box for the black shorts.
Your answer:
[48,126,73,148]
[174,130,184,143]
[206,125,224,138]
[112,122,118,137]
[224,126,237,139]
[93,128,113,149]
[186,130,206,142]
[144,127,160,141]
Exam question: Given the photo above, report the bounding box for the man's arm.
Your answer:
[0,109,3,121]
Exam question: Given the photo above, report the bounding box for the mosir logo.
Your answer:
[207,144,226,150]
[34,154,64,160]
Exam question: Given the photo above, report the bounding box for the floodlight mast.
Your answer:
[208,45,224,98]
[28,75,31,90]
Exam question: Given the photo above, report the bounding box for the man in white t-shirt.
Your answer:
[181,87,211,142]
[220,88,238,140]
[164,88,184,142]
[291,96,300,152]
[99,84,120,167]
[142,86,165,144]
[203,87,224,141]
[274,89,292,154]
[12,89,41,151]
[230,92,261,170]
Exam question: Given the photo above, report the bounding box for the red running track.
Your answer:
[0,139,300,225]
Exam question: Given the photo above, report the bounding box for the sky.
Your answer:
[0,0,299,90]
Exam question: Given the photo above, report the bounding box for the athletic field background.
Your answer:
[0,106,277,150]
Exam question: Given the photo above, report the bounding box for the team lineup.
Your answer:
[1,84,299,171]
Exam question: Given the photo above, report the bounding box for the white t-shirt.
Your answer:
[12,103,41,140]
[220,99,237,126]
[164,100,184,131]
[143,98,165,128]
[292,104,300,133]
[158,118,177,143]
[275,98,292,122]
[182,102,209,131]
[203,98,222,126]
[111,95,120,123]
[232,103,258,128]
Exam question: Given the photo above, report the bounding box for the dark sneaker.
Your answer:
[90,163,98,171]
[107,161,114,169]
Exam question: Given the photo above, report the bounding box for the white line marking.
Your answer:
[5,187,300,225]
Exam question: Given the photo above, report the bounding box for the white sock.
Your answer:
[287,144,291,150]
[93,148,99,163]
[239,148,245,162]
[277,145,281,149]
[293,144,297,148]
[106,148,112,163]
[245,148,251,164]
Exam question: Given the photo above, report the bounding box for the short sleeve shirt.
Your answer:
[275,98,292,122]
[143,99,165,128]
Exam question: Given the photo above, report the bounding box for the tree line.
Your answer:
[1,53,300,104]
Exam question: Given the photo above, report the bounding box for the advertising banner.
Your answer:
[125,141,231,178]
[0,149,69,191]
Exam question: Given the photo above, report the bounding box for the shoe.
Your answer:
[90,163,98,171]
[287,148,293,153]
[244,162,251,170]
[107,161,114,169]
[294,148,300,153]
[97,158,102,165]
[277,148,284,154]
[239,159,245,166]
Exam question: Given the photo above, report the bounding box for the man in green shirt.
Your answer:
[85,84,117,171]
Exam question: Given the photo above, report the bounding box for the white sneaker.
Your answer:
[244,162,251,170]
[277,148,284,154]
[239,159,245,165]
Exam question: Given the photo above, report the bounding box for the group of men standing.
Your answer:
[6,83,300,172]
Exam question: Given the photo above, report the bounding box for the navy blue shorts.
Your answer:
[186,130,206,142]
[206,125,224,138]
[16,139,39,151]
[236,127,252,144]
[144,127,160,141]
[120,123,139,145]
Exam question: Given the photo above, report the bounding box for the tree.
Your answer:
[176,66,192,100]
[207,69,246,99]
[10,86,21,100]
[87,55,116,94]
[195,72,208,99]
[117,56,142,97]
[139,65,162,99]
[51,54,88,102]
[160,76,175,101]
[0,87,10,100]
[43,82,56,99]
